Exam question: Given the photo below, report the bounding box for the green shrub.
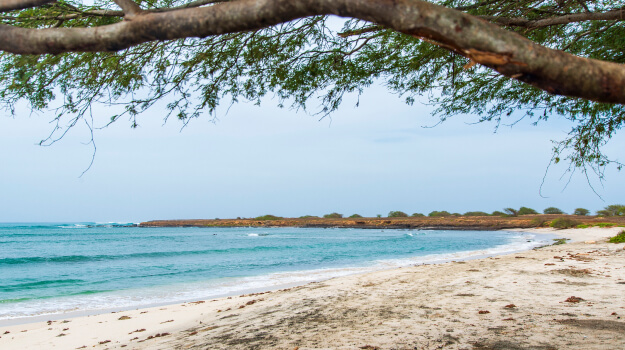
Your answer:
[491,211,506,217]
[596,222,615,228]
[376,214,382,218]
[531,218,549,227]
[428,210,451,217]
[518,207,538,215]
[544,207,565,214]
[388,211,408,218]
[573,208,590,216]
[596,204,625,217]
[463,211,489,216]
[255,214,283,220]
[299,215,318,219]
[549,217,580,229]
[349,214,363,218]
[552,238,568,245]
[411,213,425,217]
[323,212,343,219]
[608,230,625,243]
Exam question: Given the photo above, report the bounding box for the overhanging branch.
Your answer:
[0,0,55,12]
[0,0,624,105]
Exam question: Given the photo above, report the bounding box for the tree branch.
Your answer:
[0,0,624,105]
[111,0,142,17]
[0,0,55,12]
[481,8,625,28]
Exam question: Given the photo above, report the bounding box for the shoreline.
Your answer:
[0,229,551,326]
[1,227,624,349]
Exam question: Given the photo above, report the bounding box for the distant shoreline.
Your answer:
[139,214,625,231]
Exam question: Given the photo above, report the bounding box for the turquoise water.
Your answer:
[0,223,552,321]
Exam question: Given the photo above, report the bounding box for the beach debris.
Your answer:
[76,346,87,349]
[63,328,69,331]
[146,332,170,340]
[98,340,111,344]
[503,318,515,321]
[189,300,205,304]
[189,331,198,335]
[47,321,53,325]
[56,333,67,337]
[140,311,148,314]
[128,329,146,334]
[565,296,584,303]
[545,263,555,266]
[478,310,490,314]
[359,346,380,350]
[504,304,516,309]
[61,320,70,323]
[3,331,9,334]
[130,337,139,341]
[585,241,597,244]
[118,316,131,320]
[160,319,174,324]
[515,256,526,259]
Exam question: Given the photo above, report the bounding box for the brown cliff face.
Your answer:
[139,215,625,230]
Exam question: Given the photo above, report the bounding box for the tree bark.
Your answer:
[0,0,624,105]
[0,0,55,12]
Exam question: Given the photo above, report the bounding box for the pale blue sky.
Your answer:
[1,84,623,222]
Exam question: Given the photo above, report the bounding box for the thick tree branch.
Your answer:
[0,0,55,12]
[1,0,624,105]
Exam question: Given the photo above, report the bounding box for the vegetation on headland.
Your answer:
[141,204,625,230]
[140,213,625,230]
[255,215,283,221]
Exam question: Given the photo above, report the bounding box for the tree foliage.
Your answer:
[1,0,624,176]
[596,204,625,217]
[518,207,538,215]
[463,211,489,216]
[573,208,590,216]
[388,211,408,217]
[543,207,565,214]
[428,210,451,217]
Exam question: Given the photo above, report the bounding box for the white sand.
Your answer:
[1,227,624,349]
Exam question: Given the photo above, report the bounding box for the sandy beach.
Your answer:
[1,227,624,349]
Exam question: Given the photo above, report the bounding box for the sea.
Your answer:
[0,222,555,324]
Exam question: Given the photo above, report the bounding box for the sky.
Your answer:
[1,84,624,223]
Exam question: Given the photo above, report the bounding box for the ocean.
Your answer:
[0,223,554,323]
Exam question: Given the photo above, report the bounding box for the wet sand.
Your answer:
[1,227,624,349]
